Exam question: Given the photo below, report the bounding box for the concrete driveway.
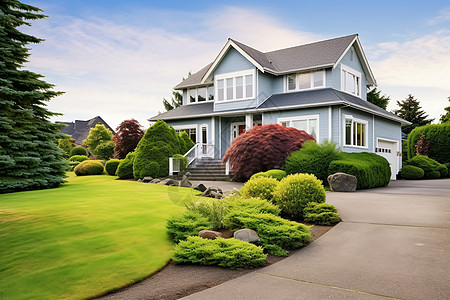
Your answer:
[182,179,450,300]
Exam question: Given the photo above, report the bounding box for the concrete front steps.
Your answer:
[172,158,233,181]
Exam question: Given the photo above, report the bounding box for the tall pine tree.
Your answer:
[394,94,434,134]
[0,1,67,193]
[367,86,389,110]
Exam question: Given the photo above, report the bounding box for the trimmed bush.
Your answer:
[68,161,80,171]
[251,169,286,181]
[71,146,87,156]
[401,165,424,179]
[173,154,188,172]
[74,160,104,176]
[166,211,212,243]
[173,236,266,269]
[223,124,315,180]
[328,152,391,189]
[105,159,121,176]
[407,155,447,178]
[407,123,450,163]
[285,140,341,183]
[83,124,114,160]
[303,202,340,225]
[68,155,89,162]
[116,152,136,179]
[224,196,281,216]
[272,173,326,219]
[445,163,450,177]
[184,198,227,230]
[240,176,279,201]
[180,131,195,154]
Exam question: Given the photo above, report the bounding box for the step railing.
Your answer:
[169,143,215,175]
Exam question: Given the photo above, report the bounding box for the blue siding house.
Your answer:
[149,34,409,179]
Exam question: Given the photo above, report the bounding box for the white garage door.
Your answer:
[376,139,398,180]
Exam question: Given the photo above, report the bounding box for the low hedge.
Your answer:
[68,155,89,162]
[105,159,121,176]
[400,165,424,180]
[240,176,279,201]
[172,236,266,269]
[116,152,136,179]
[303,202,340,225]
[407,123,450,163]
[74,160,104,176]
[406,155,447,178]
[250,169,287,181]
[328,152,391,189]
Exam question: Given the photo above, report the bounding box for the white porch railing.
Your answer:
[169,143,215,175]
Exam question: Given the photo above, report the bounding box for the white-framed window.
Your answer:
[341,65,361,97]
[187,86,214,104]
[278,115,319,140]
[343,115,368,148]
[215,69,255,102]
[285,70,325,92]
[174,125,197,143]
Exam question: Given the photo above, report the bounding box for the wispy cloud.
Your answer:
[427,7,450,25]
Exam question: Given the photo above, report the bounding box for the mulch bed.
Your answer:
[97,224,333,300]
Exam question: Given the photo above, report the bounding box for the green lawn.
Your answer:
[0,173,200,300]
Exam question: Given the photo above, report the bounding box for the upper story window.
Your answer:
[286,70,325,92]
[188,86,214,104]
[344,115,367,148]
[215,69,255,102]
[278,115,319,140]
[341,65,361,97]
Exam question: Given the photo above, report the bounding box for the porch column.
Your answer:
[245,114,253,131]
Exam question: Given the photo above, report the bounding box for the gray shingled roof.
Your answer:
[57,116,115,145]
[175,34,358,89]
[149,88,408,124]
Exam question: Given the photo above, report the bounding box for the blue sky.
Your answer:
[25,0,450,129]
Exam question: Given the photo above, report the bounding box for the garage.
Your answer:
[375,139,399,180]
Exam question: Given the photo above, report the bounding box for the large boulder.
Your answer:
[198,230,223,240]
[179,177,192,188]
[327,172,357,192]
[233,229,260,243]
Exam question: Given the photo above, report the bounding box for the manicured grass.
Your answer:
[0,173,199,299]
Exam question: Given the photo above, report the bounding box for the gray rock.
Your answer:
[210,191,224,199]
[193,183,207,192]
[233,229,260,243]
[150,178,161,184]
[198,230,223,240]
[201,186,223,197]
[137,179,142,182]
[142,176,153,183]
[327,172,357,192]
[184,172,192,179]
[179,178,192,188]
[159,178,179,186]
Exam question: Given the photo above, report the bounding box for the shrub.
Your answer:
[74,160,104,176]
[285,140,341,182]
[223,196,281,216]
[445,163,450,177]
[172,236,266,269]
[303,202,340,225]
[224,211,311,256]
[240,176,279,201]
[69,161,80,171]
[180,131,195,154]
[94,140,115,160]
[105,159,121,176]
[272,173,326,219]
[328,152,391,189]
[58,134,74,158]
[407,155,447,178]
[251,169,286,181]
[407,123,450,163]
[116,152,136,179]
[68,155,89,162]
[401,165,424,180]
[83,124,114,160]
[166,211,212,243]
[173,154,188,171]
[113,119,144,159]
[223,124,315,180]
[184,198,227,230]
[71,146,87,156]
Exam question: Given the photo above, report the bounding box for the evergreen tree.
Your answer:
[83,124,114,160]
[367,86,390,110]
[162,90,182,111]
[394,94,434,134]
[440,97,450,123]
[0,1,67,193]
[112,119,144,159]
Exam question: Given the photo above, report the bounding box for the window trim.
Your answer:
[277,114,320,141]
[173,124,198,143]
[343,114,368,149]
[186,86,214,105]
[284,70,326,93]
[214,69,256,102]
[341,64,362,97]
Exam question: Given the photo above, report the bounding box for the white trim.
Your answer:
[230,122,245,144]
[172,124,197,130]
[341,64,362,97]
[277,114,320,141]
[343,114,369,149]
[215,69,256,102]
[219,117,222,157]
[186,86,214,105]
[200,123,208,144]
[328,106,332,141]
[372,114,375,153]
[376,138,399,180]
[211,117,215,147]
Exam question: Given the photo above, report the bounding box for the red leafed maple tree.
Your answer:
[223,124,315,180]
[113,119,145,159]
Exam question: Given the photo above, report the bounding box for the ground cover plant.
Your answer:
[0,173,197,300]
[303,202,341,225]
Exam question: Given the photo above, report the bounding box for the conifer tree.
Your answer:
[394,94,434,134]
[367,87,390,110]
[440,97,450,123]
[0,1,67,193]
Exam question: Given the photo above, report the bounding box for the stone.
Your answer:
[179,178,192,188]
[159,178,179,186]
[193,183,207,192]
[233,229,260,243]
[150,178,161,184]
[142,176,153,183]
[201,186,223,197]
[327,172,357,192]
[198,230,223,240]
[209,191,224,199]
[184,172,192,179]
[137,179,142,182]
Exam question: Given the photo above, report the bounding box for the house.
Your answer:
[57,116,115,145]
[149,34,409,180]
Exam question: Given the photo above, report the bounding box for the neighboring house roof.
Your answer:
[57,116,115,145]
[175,34,375,89]
[149,88,409,125]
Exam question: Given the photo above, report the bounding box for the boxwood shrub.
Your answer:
[173,236,266,269]
[272,173,326,219]
[400,165,424,180]
[105,159,121,176]
[74,160,104,176]
[250,169,287,181]
[406,155,447,178]
[116,152,136,179]
[303,202,340,225]
[166,211,212,243]
[328,152,391,189]
[240,176,279,201]
[407,123,450,163]
[71,146,87,156]
[68,155,89,162]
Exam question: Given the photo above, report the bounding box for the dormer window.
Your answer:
[215,69,255,102]
[188,86,214,103]
[341,65,361,97]
[286,70,325,92]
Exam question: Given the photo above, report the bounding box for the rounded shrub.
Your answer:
[251,169,286,181]
[407,155,446,178]
[407,123,450,163]
[105,159,121,176]
[303,202,340,225]
[400,165,424,180]
[116,152,136,179]
[240,176,279,201]
[445,163,450,177]
[272,173,326,219]
[428,171,441,179]
[71,146,87,156]
[68,155,89,162]
[74,160,104,176]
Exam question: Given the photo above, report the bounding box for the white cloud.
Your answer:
[427,7,450,25]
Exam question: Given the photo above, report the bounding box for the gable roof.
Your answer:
[175,34,375,89]
[58,116,115,145]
